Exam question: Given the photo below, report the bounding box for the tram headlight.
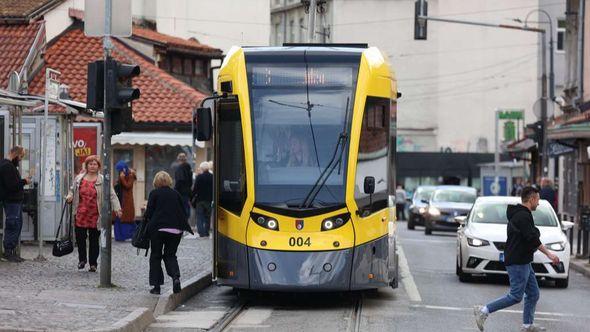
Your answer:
[267,219,278,230]
[321,213,351,231]
[250,212,280,231]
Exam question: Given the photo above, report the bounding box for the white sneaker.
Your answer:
[473,305,488,332]
[521,325,546,332]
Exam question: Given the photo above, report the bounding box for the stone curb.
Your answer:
[92,308,154,332]
[153,270,213,317]
[570,258,590,278]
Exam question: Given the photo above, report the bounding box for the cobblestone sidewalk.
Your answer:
[0,235,211,331]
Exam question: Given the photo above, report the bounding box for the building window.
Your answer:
[113,149,134,170]
[184,58,193,75]
[557,19,566,52]
[299,17,305,42]
[171,57,183,74]
[195,59,206,76]
[274,22,281,45]
[144,145,192,198]
[289,20,295,42]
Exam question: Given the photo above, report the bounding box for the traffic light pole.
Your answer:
[100,0,113,287]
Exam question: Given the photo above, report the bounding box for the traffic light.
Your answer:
[414,0,428,40]
[86,60,104,110]
[105,59,140,135]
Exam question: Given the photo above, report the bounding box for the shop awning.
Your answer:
[111,131,205,148]
[504,138,536,153]
[547,122,590,140]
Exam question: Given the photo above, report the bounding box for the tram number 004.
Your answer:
[289,237,311,247]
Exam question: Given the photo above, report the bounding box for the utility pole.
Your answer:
[307,0,317,43]
[100,0,113,287]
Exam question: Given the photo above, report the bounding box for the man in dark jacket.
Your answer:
[474,187,560,332]
[173,153,193,217]
[539,178,557,211]
[191,161,213,237]
[0,146,30,262]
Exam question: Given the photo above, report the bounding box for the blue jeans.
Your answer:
[3,203,23,250]
[486,263,540,325]
[182,196,191,219]
[195,201,212,237]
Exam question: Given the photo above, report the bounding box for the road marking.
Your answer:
[397,245,422,302]
[410,304,583,318]
[401,238,455,244]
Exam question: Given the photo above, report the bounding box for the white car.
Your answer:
[456,196,574,288]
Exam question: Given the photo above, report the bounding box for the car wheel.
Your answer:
[424,226,432,235]
[455,256,461,276]
[555,275,569,288]
[457,251,471,282]
[407,216,415,230]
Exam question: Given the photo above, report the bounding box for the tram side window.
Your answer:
[354,97,390,216]
[218,100,247,215]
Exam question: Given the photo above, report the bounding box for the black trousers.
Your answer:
[396,203,406,221]
[75,227,100,266]
[149,231,182,286]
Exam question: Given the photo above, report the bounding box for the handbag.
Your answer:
[132,218,150,256]
[52,202,74,257]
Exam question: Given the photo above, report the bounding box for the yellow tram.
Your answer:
[196,44,399,291]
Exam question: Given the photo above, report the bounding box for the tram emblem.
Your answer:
[295,219,304,230]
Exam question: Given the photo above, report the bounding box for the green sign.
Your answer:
[498,109,524,120]
[504,121,516,141]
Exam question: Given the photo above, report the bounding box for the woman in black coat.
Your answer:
[144,171,194,294]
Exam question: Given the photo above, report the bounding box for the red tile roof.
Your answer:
[0,22,41,88]
[132,26,222,56]
[0,0,64,20]
[29,27,207,124]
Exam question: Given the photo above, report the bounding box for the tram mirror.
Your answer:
[196,107,212,141]
[364,176,375,195]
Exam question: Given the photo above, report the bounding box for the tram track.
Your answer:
[209,289,365,332]
[347,294,363,332]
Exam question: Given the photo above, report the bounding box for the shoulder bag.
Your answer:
[52,202,74,257]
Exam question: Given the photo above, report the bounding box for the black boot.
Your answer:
[6,249,24,263]
[150,286,161,295]
[173,278,181,294]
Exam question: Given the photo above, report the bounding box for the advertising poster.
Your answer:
[73,126,98,174]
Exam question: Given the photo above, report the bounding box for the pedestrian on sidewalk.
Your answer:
[66,155,122,272]
[145,171,194,295]
[0,146,31,262]
[113,161,137,241]
[474,186,560,332]
[191,161,213,238]
[539,178,557,211]
[395,184,407,221]
[173,153,193,217]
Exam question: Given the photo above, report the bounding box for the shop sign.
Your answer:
[73,126,98,174]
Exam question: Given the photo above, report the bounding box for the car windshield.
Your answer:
[432,190,476,203]
[470,202,558,226]
[247,54,358,207]
[414,188,434,201]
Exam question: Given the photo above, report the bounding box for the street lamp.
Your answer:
[515,9,554,178]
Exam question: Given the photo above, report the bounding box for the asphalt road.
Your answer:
[149,221,590,331]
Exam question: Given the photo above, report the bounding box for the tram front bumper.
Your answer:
[248,247,353,291]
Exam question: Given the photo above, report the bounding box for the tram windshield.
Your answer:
[247,56,358,208]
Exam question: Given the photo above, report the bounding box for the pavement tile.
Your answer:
[0,235,211,331]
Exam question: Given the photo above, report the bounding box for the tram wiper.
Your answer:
[299,97,350,209]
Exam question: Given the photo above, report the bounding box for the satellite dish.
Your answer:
[532,98,554,120]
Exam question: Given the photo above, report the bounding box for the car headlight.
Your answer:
[428,206,440,217]
[321,213,350,231]
[250,212,279,231]
[419,207,426,214]
[546,241,565,251]
[467,237,490,247]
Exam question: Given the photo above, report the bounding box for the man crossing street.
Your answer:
[473,186,560,332]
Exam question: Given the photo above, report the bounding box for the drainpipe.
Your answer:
[576,0,585,108]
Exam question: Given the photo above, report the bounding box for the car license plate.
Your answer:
[499,252,504,263]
